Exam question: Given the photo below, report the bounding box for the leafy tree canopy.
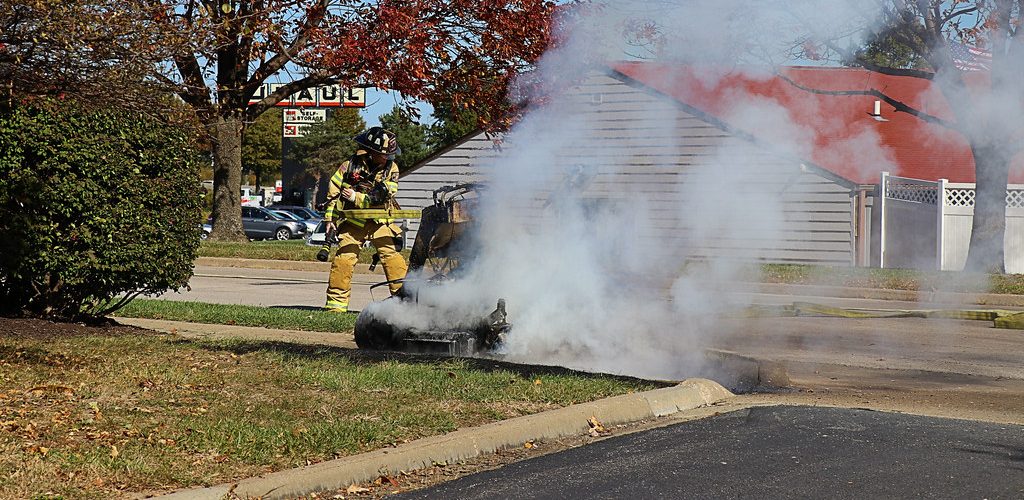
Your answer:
[242,108,282,189]
[4,0,561,241]
[379,106,430,171]
[428,101,480,151]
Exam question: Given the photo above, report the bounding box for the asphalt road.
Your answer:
[395,405,1024,500]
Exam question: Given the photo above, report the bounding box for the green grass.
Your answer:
[198,240,321,261]
[199,240,411,264]
[116,299,358,332]
[0,329,657,498]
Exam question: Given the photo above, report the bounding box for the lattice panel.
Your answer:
[941,189,1024,208]
[886,182,938,205]
[945,188,975,207]
[1008,190,1024,208]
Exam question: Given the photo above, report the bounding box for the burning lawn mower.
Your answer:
[353,183,512,356]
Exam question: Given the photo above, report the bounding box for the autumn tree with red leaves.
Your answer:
[0,0,173,110]
[145,0,557,241]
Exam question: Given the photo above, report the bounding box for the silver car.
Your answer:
[270,209,319,233]
[241,206,307,240]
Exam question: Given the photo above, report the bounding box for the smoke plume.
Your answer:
[370,0,1018,381]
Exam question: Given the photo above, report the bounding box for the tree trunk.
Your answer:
[254,166,262,206]
[963,144,1010,273]
[309,170,321,210]
[208,114,248,241]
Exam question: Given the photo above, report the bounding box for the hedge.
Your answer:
[0,101,204,320]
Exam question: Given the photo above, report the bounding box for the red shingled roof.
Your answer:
[611,61,1023,185]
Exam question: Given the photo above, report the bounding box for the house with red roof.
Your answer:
[398,63,1024,271]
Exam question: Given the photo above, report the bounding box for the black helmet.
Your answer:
[353,126,401,156]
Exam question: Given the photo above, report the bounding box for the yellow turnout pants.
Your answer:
[325,220,408,311]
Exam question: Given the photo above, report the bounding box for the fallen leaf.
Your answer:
[382,475,400,487]
[446,371,456,378]
[346,484,370,494]
[110,445,119,459]
[588,416,607,437]
[524,440,534,449]
[533,379,542,386]
[38,446,49,456]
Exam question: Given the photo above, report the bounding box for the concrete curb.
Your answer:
[152,379,732,500]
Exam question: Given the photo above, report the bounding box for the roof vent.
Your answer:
[870,100,889,122]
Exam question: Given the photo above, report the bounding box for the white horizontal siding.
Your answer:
[397,71,856,266]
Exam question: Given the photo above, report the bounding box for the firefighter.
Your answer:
[322,127,408,312]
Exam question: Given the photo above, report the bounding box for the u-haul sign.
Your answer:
[249,84,365,108]
[283,123,316,138]
[283,108,327,124]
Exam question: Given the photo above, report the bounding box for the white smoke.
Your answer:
[375,0,1019,381]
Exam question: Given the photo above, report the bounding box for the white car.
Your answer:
[306,220,328,247]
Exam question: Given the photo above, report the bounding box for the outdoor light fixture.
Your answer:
[870,100,889,122]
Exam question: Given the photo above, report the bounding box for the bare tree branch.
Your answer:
[940,6,979,25]
[774,71,956,129]
[247,0,330,97]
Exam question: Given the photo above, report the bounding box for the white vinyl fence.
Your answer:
[879,172,1024,273]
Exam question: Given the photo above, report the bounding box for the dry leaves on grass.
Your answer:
[588,416,609,437]
[346,484,371,494]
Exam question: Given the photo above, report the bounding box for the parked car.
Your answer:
[306,219,328,247]
[240,206,307,240]
[270,209,318,233]
[305,219,408,250]
[270,204,323,223]
[200,222,212,240]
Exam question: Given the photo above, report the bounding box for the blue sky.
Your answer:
[360,89,435,127]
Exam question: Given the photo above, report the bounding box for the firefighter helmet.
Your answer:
[353,126,401,156]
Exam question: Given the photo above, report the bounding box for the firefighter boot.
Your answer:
[325,243,360,311]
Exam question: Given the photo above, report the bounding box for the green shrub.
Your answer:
[0,101,204,319]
